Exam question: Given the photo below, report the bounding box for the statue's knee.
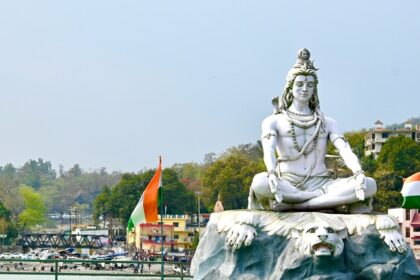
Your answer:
[251,173,267,186]
[250,173,270,196]
[365,177,377,196]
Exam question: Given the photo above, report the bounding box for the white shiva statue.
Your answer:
[248,48,377,213]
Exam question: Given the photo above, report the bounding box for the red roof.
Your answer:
[410,213,420,226]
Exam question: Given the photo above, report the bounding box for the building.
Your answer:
[137,223,175,253]
[388,208,420,258]
[365,120,420,158]
[128,214,203,254]
[162,214,196,252]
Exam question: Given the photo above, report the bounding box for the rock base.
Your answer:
[191,210,420,280]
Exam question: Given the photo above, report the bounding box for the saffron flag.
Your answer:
[127,158,162,232]
[401,172,420,209]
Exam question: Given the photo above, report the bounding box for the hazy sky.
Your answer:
[0,1,419,172]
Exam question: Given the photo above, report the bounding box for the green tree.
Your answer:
[93,185,112,223]
[0,201,11,235]
[18,185,47,231]
[19,159,56,190]
[0,201,17,244]
[108,172,154,227]
[370,136,420,211]
[0,177,22,220]
[201,143,265,211]
[326,130,366,158]
[94,168,196,229]
[344,131,366,159]
[376,136,420,179]
[39,165,120,213]
[372,167,402,212]
[67,164,82,177]
[162,169,195,214]
[361,154,377,176]
[0,163,16,178]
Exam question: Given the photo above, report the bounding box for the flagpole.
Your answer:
[160,156,164,280]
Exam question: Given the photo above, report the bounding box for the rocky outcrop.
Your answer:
[191,210,420,280]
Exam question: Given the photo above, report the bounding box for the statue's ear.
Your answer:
[291,228,301,239]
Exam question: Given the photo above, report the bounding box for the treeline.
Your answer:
[0,160,121,241]
[0,120,419,238]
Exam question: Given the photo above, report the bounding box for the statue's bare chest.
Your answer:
[272,115,329,156]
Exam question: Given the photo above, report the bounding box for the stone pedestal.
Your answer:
[191,210,420,280]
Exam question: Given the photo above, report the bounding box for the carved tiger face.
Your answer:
[292,222,346,257]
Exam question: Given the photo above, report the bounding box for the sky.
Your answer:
[0,1,419,172]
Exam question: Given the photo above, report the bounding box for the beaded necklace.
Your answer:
[286,109,313,117]
[290,122,319,156]
[283,111,317,128]
[277,110,322,162]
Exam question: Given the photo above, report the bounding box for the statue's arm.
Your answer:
[261,116,278,173]
[261,116,284,201]
[327,117,367,200]
[327,117,363,173]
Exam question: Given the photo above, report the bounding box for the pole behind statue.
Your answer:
[160,156,164,280]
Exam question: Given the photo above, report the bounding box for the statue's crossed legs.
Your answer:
[248,172,377,213]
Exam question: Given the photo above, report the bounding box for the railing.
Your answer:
[0,258,192,279]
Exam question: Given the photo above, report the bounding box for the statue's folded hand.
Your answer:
[355,173,367,201]
[225,224,256,250]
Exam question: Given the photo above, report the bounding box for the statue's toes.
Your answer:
[397,245,405,254]
[230,236,239,246]
[226,231,238,246]
[272,202,287,211]
[233,241,243,250]
[395,239,407,254]
[226,228,234,240]
[388,241,396,252]
[237,233,246,243]
[244,234,255,246]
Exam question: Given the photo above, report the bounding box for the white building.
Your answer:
[365,120,420,158]
[388,208,420,259]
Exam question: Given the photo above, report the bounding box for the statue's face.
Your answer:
[300,49,310,60]
[292,75,315,104]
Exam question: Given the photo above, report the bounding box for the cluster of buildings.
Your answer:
[126,214,210,256]
[126,197,224,257]
[364,120,420,158]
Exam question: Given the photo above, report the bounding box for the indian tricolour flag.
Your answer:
[401,172,420,209]
[127,158,162,232]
